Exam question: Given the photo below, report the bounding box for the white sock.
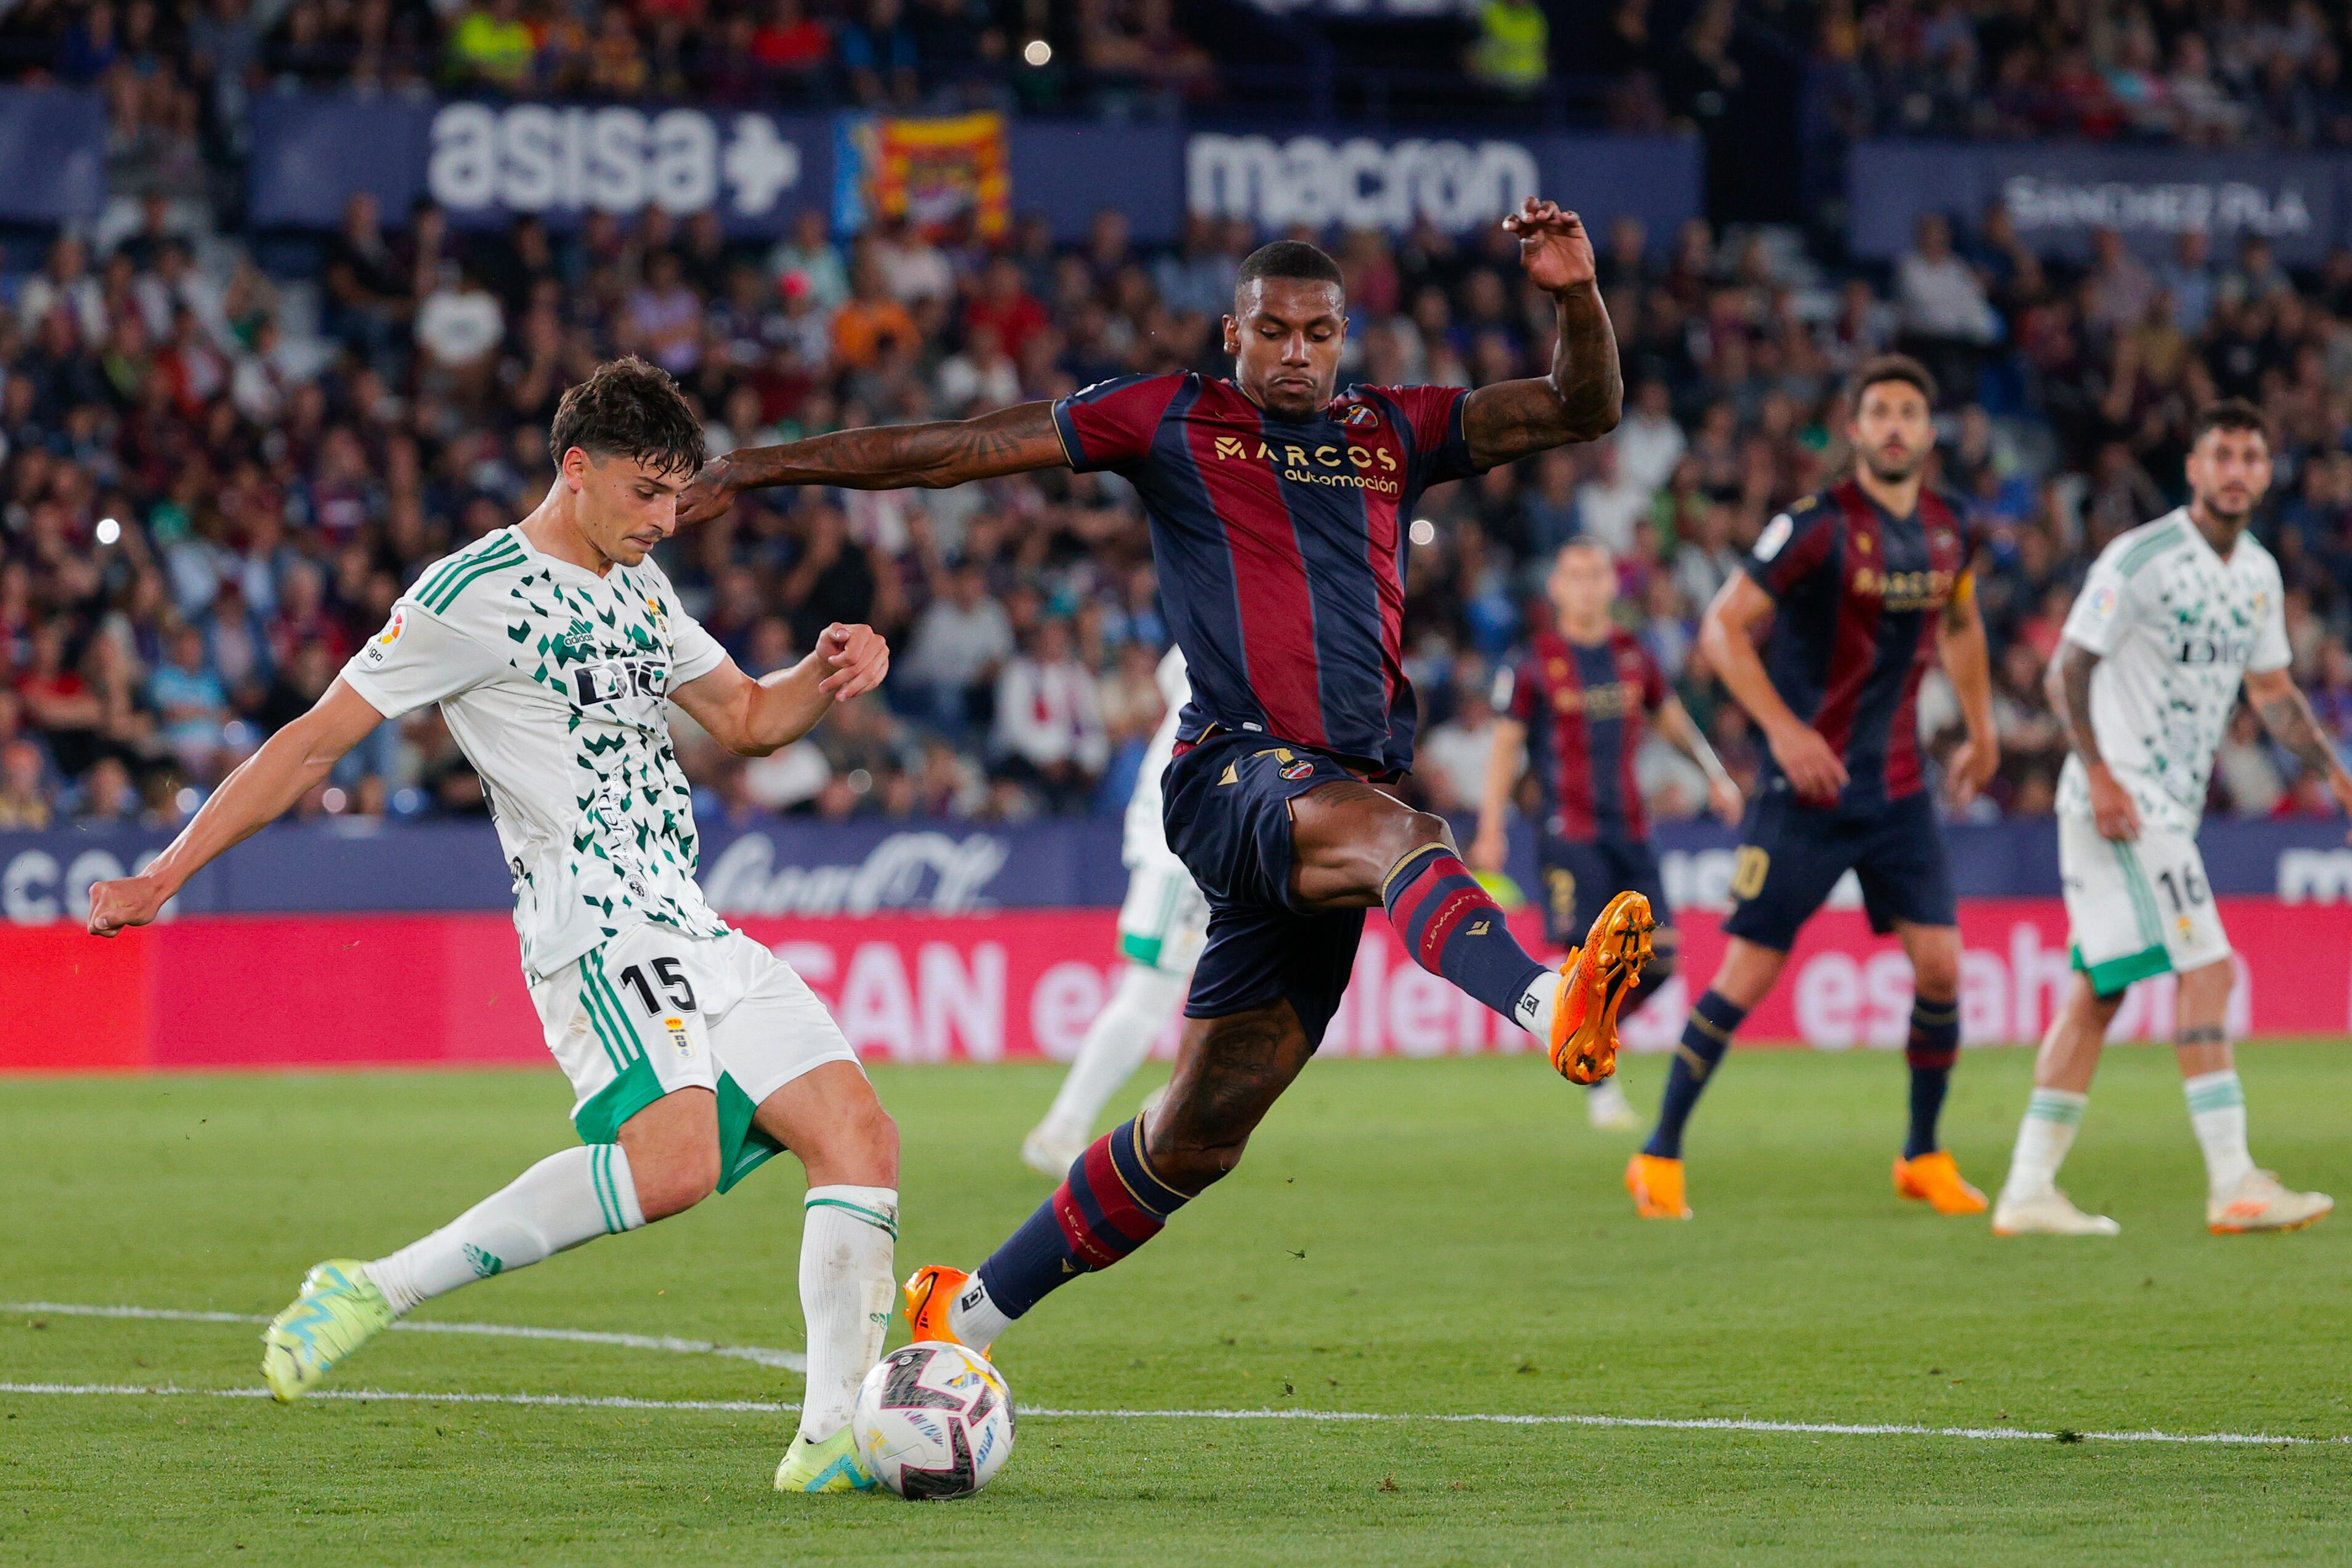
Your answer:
[364,1144,643,1315]
[1038,963,1190,1140]
[2000,1088,2088,1203]
[1516,969,1562,1039]
[2183,1070,2254,1196]
[946,1273,1014,1351]
[797,1185,898,1442]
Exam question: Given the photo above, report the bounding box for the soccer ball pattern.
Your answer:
[851,1341,1017,1499]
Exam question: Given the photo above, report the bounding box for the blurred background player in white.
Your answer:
[1022,645,1205,1174]
[1471,540,1740,1130]
[1997,400,2350,1238]
[86,359,901,1493]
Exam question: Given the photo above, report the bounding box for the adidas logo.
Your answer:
[463,1244,504,1279]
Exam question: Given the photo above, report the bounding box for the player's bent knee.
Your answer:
[633,1148,720,1222]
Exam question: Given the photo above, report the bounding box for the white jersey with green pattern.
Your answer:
[2055,508,2290,835]
[341,526,732,981]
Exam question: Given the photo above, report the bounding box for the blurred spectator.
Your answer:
[838,0,919,107]
[992,617,1106,811]
[448,0,533,91]
[0,738,51,829]
[1467,0,1547,97]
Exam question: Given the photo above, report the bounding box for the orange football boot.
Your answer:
[901,1264,976,1349]
[1550,890,1656,1085]
[1626,1152,1691,1219]
[1893,1150,1988,1215]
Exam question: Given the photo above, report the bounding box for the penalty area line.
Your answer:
[2,1300,806,1373]
[0,1381,2337,1447]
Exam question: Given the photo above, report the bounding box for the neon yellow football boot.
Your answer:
[774,1426,877,1493]
[259,1259,396,1402]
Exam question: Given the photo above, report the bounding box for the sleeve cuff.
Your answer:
[336,665,404,720]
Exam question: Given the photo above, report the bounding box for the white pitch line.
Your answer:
[0,1381,2337,1448]
[4,1301,805,1372]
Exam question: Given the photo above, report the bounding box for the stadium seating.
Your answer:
[1,0,2351,837]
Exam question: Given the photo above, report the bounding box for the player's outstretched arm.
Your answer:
[2046,638,2138,840]
[1460,198,1622,470]
[670,622,890,757]
[86,681,385,936]
[2244,666,2352,837]
[1935,574,2000,806]
[1468,716,1528,874]
[678,402,1070,524]
[1699,571,1848,805]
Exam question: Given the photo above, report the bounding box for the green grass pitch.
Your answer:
[6,1042,2350,1565]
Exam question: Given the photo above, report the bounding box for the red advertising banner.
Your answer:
[4,900,2346,1075]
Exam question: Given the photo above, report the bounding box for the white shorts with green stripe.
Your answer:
[531,922,860,1194]
[1114,853,1210,975]
[2059,811,2231,997]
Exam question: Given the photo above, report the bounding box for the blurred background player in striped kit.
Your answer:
[1471,539,1741,1131]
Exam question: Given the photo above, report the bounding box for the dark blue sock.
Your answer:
[1642,989,1746,1158]
[974,1118,1195,1318]
[1383,843,1547,1024]
[1904,997,1960,1160]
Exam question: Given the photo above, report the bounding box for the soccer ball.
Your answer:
[851,1341,1016,1499]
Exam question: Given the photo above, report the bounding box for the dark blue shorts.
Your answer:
[1162,731,1367,1048]
[1720,786,1956,952]
[1536,832,1672,952]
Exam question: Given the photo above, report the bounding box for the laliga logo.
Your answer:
[1187,132,1541,233]
[429,104,802,217]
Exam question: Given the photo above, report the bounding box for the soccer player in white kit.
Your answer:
[1994,401,2350,1237]
[1021,645,1208,1175]
[87,360,903,1491]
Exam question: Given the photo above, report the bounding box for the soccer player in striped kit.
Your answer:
[1624,355,2001,1222]
[1470,538,1743,1131]
[680,200,1653,1354]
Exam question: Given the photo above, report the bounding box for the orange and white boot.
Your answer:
[1549,890,1656,1086]
[902,1264,980,1349]
[1893,1150,1988,1215]
[1626,1152,1692,1219]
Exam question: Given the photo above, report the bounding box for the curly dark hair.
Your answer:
[547,356,705,478]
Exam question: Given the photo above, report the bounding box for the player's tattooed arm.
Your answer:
[2049,639,2140,840]
[2048,640,2105,768]
[678,402,1069,523]
[1462,199,1622,468]
[2244,667,2352,813]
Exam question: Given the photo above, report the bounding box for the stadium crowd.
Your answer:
[4,0,2352,835]
[1808,0,2352,148]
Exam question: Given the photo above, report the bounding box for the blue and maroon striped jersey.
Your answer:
[1052,372,1481,774]
[1498,627,1669,843]
[1741,478,1976,811]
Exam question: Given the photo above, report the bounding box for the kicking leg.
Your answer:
[1025,961,1191,1174]
[1627,936,1781,1218]
[262,1090,717,1401]
[1992,973,2123,1235]
[760,1060,901,1488]
[1289,782,1651,1072]
[914,999,1315,1352]
[2175,959,2332,1233]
